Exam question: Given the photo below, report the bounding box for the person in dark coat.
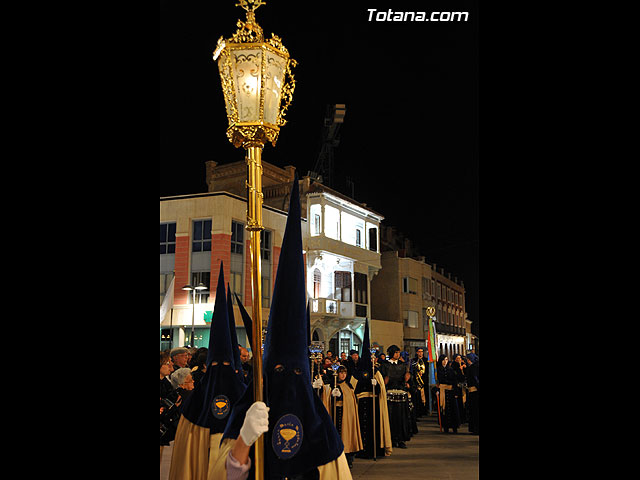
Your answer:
[353,319,392,459]
[409,348,428,418]
[401,370,419,437]
[214,174,350,479]
[465,353,479,434]
[160,350,180,459]
[451,354,467,425]
[345,349,359,383]
[380,345,411,448]
[436,355,461,434]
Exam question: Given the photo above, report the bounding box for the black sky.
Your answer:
[160,0,479,336]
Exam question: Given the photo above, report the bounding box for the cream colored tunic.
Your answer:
[209,438,353,480]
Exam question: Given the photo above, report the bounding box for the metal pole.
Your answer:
[190,290,195,347]
[245,144,265,480]
[371,353,377,461]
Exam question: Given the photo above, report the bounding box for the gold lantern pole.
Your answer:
[213,2,296,478]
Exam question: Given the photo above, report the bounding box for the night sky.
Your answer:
[160,0,479,336]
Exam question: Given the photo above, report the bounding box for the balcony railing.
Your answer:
[310,298,364,318]
[311,297,340,316]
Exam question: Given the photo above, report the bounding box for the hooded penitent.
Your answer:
[222,174,344,477]
[180,262,247,433]
[227,284,245,385]
[235,292,253,347]
[353,318,373,382]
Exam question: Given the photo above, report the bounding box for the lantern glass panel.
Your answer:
[233,49,262,122]
[264,50,286,125]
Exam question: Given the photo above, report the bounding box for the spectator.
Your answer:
[189,347,208,369]
[238,345,252,385]
[465,353,479,435]
[160,350,180,462]
[170,347,190,373]
[345,349,359,381]
[436,355,461,434]
[189,347,208,388]
[169,367,195,407]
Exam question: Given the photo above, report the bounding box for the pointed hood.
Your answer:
[262,174,309,378]
[223,174,343,476]
[227,284,244,384]
[354,318,373,379]
[235,292,253,348]
[180,262,246,432]
[262,174,343,476]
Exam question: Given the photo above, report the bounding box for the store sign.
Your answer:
[204,310,213,323]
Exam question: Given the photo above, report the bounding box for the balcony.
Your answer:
[309,297,365,319]
[311,297,339,316]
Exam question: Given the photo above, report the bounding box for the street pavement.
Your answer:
[161,413,478,479]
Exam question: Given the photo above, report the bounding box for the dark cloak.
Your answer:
[223,174,343,478]
[180,262,247,434]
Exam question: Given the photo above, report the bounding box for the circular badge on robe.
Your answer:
[212,395,230,419]
[272,414,303,459]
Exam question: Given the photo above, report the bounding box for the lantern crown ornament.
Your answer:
[214,0,297,148]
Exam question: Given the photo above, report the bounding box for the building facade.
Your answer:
[370,227,470,358]
[160,161,385,357]
[160,190,288,351]
[430,265,468,358]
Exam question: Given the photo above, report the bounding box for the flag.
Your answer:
[426,314,438,363]
[160,275,175,325]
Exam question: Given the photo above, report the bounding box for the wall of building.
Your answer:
[370,319,404,355]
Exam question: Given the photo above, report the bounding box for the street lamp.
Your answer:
[213,2,296,477]
[182,283,208,346]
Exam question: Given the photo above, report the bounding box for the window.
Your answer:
[324,205,340,240]
[229,271,243,302]
[259,229,271,306]
[160,222,176,254]
[262,276,271,308]
[422,277,430,299]
[402,277,417,295]
[334,271,352,302]
[368,227,377,252]
[230,220,244,302]
[231,221,244,254]
[191,271,210,303]
[313,269,321,298]
[192,219,211,252]
[260,229,271,261]
[310,204,322,236]
[356,229,361,247]
[404,310,419,328]
[354,272,368,305]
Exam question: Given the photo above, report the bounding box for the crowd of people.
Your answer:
[160,178,478,479]
[161,343,480,469]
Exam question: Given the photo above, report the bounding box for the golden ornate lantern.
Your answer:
[213,2,296,477]
[213,0,297,149]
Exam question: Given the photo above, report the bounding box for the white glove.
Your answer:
[371,379,377,386]
[312,378,323,389]
[331,387,341,397]
[239,401,269,447]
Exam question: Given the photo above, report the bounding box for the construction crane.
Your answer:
[308,104,346,189]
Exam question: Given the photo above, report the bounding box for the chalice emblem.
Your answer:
[272,413,303,459]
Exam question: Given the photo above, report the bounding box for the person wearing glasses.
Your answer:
[169,367,195,408]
